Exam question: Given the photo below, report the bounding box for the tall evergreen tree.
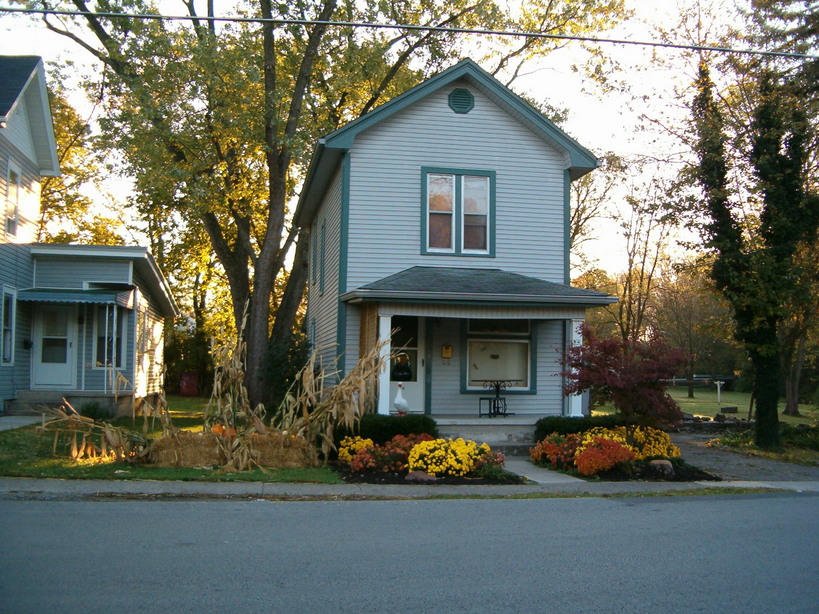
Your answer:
[692,61,819,448]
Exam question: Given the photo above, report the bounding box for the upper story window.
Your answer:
[422,167,495,256]
[5,165,21,237]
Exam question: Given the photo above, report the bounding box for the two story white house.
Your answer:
[294,59,615,421]
[1,56,178,416]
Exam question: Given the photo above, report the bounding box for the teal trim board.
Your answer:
[335,153,352,375]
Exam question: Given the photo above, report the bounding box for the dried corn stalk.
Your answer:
[202,306,268,471]
[41,399,149,463]
[271,340,393,465]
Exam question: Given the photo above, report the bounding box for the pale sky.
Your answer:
[0,0,747,272]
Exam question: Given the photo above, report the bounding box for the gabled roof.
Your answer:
[0,56,60,176]
[28,244,179,317]
[341,266,617,307]
[294,58,598,228]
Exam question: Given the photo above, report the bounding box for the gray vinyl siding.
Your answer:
[131,273,168,396]
[345,82,567,292]
[3,96,37,163]
[34,257,132,288]
[306,168,343,373]
[0,244,33,402]
[1,138,41,244]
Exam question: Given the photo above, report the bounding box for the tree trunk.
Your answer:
[750,324,781,449]
[782,335,805,416]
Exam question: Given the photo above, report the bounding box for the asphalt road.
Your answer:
[2,493,817,613]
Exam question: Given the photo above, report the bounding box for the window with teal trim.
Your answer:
[423,168,494,256]
[2,288,15,365]
[311,224,317,286]
[466,319,531,391]
[319,221,326,294]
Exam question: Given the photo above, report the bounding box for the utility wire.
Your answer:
[1,5,817,60]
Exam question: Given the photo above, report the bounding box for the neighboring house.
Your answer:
[294,59,616,420]
[0,56,178,416]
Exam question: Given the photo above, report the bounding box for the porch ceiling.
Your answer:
[341,266,617,307]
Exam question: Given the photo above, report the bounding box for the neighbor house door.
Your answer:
[32,305,77,388]
[388,315,426,413]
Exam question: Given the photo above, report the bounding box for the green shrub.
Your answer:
[79,401,109,421]
[335,413,438,448]
[533,415,643,442]
[780,424,819,451]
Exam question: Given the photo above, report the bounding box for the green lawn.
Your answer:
[666,386,817,426]
[0,394,342,483]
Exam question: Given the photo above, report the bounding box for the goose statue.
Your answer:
[393,382,410,414]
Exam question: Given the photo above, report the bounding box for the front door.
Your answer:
[389,316,425,413]
[32,305,77,388]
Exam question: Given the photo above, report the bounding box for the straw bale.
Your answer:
[150,431,223,467]
[149,431,312,469]
[249,432,312,468]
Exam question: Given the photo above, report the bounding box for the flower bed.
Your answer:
[337,435,526,484]
[530,426,719,481]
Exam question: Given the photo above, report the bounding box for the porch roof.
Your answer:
[341,267,618,307]
[18,288,127,306]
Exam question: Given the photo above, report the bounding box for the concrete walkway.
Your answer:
[0,415,47,431]
[2,414,818,498]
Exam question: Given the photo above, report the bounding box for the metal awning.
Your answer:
[17,288,130,306]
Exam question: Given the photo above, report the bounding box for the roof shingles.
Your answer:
[0,56,40,118]
[343,266,616,306]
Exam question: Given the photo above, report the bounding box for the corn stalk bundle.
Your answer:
[40,399,149,463]
[272,341,392,465]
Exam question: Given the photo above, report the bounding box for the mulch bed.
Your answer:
[335,459,719,485]
[593,460,721,482]
[336,465,528,485]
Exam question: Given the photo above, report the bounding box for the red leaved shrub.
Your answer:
[563,325,686,427]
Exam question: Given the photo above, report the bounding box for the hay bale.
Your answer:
[250,432,312,468]
[150,431,223,467]
[149,430,312,469]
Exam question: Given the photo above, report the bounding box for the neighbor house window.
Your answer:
[423,168,494,255]
[1,289,15,365]
[466,319,531,390]
[5,166,20,237]
[94,305,127,369]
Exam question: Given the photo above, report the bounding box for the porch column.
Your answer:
[377,315,392,415]
[565,319,584,417]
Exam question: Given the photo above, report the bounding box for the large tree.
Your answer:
[691,61,819,448]
[29,0,626,404]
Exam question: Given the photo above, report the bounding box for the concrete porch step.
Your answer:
[433,414,538,456]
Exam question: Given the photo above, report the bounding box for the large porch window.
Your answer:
[466,319,531,390]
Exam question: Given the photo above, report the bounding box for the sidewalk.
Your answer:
[2,415,818,499]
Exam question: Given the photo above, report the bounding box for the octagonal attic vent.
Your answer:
[448,87,474,114]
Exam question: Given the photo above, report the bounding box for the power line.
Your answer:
[2,5,817,60]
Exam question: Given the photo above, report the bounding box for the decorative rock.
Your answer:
[405,471,437,483]
[648,459,675,478]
